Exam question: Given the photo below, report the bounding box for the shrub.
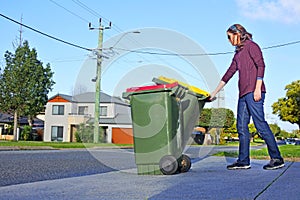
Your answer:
[75,123,104,143]
[21,125,32,141]
[75,123,93,143]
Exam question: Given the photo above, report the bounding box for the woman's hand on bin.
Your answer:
[207,95,217,102]
[208,81,226,102]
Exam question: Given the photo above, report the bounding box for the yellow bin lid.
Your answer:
[157,76,210,97]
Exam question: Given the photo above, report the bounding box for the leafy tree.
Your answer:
[278,130,290,140]
[269,123,281,137]
[198,108,235,144]
[75,123,94,143]
[198,108,211,128]
[223,122,259,142]
[0,41,55,140]
[21,125,32,141]
[248,123,259,141]
[223,120,283,142]
[272,80,300,130]
[199,108,235,129]
[75,123,104,143]
[223,121,237,135]
[290,130,300,138]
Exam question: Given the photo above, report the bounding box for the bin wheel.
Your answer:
[159,155,178,175]
[179,154,191,173]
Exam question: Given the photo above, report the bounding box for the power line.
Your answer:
[0,13,92,52]
[113,47,234,56]
[262,40,300,50]
[72,0,104,19]
[50,0,122,44]
[68,0,157,67]
[113,39,300,56]
[49,0,90,24]
[71,0,110,24]
[2,12,299,57]
[69,0,156,68]
[71,0,124,34]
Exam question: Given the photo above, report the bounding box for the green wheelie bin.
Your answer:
[123,78,209,175]
[123,82,185,175]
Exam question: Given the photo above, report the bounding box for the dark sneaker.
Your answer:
[227,162,251,170]
[263,158,285,170]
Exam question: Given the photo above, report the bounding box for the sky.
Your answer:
[0,0,299,132]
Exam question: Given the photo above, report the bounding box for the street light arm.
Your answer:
[111,31,140,49]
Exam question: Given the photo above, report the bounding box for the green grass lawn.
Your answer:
[215,144,300,161]
[222,141,265,146]
[1,140,299,162]
[0,140,132,149]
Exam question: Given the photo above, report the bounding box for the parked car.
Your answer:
[276,140,286,145]
[192,131,205,145]
[285,138,300,145]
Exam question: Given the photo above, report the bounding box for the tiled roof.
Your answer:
[0,113,11,123]
[48,93,73,102]
[49,92,128,106]
[0,113,44,125]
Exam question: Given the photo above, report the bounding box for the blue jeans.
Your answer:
[236,92,282,165]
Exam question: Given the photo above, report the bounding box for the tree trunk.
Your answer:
[13,110,18,141]
[216,128,220,145]
[27,115,33,127]
[202,127,212,145]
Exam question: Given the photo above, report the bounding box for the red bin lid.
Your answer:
[126,82,179,93]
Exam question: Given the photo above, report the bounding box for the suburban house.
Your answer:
[0,113,44,140]
[44,92,133,144]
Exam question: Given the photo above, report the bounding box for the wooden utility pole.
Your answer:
[89,19,111,143]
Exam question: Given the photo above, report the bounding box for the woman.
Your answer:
[210,24,284,170]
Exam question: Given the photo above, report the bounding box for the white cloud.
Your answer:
[236,0,300,24]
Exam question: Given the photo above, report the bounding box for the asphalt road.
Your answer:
[0,145,298,200]
[0,148,136,186]
[0,145,242,187]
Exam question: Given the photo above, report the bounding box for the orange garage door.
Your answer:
[112,128,133,144]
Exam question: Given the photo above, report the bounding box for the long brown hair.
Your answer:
[227,24,252,51]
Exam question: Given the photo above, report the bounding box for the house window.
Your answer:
[52,105,64,115]
[51,126,63,141]
[78,106,88,115]
[100,106,107,116]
